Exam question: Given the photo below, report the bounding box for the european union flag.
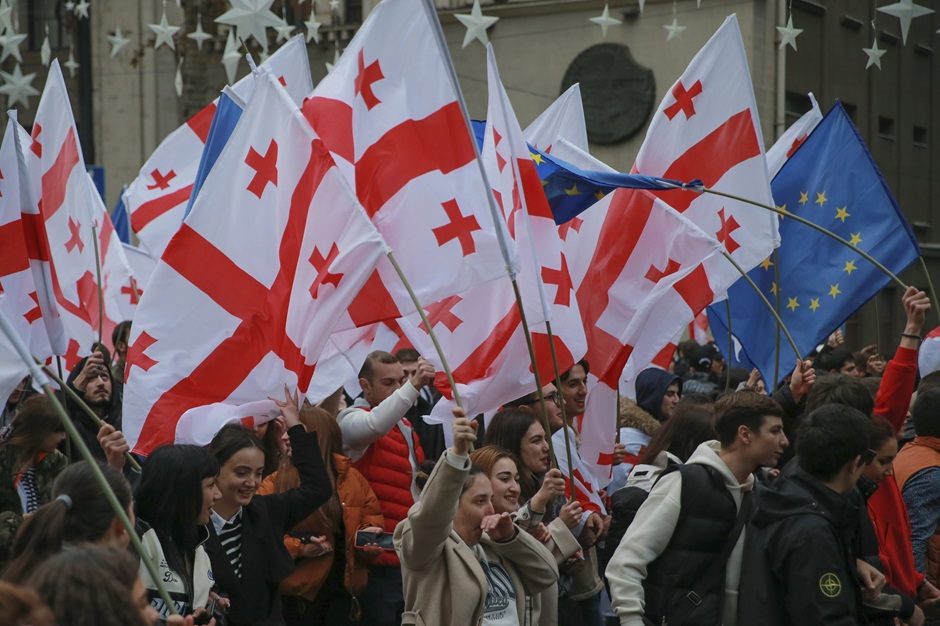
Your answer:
[184,89,245,218]
[470,120,696,225]
[707,102,920,384]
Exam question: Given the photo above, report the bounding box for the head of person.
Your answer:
[805,373,875,417]
[134,444,220,565]
[395,347,422,380]
[5,461,133,582]
[713,391,788,469]
[111,321,132,363]
[71,345,114,410]
[797,404,872,492]
[452,465,493,546]
[359,351,405,407]
[4,376,32,409]
[815,347,860,377]
[559,360,590,417]
[470,446,520,514]
[208,424,267,513]
[639,400,717,465]
[1,395,65,468]
[26,545,158,626]
[634,368,682,422]
[912,387,940,438]
[918,370,940,395]
[863,416,898,484]
[274,406,343,534]
[677,340,699,361]
[485,408,549,501]
[505,384,565,433]
[692,343,724,376]
[0,581,54,626]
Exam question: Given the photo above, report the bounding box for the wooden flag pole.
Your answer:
[720,250,802,362]
[772,249,782,386]
[386,251,463,411]
[543,320,577,500]
[919,256,940,325]
[38,360,142,473]
[700,187,909,290]
[91,224,105,349]
[0,311,177,616]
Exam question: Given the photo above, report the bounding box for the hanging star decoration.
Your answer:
[0,64,39,108]
[107,25,131,58]
[41,26,51,66]
[455,0,499,48]
[274,9,295,43]
[863,37,887,69]
[0,0,12,34]
[304,9,322,44]
[215,0,282,53]
[74,0,90,19]
[175,58,183,97]
[776,15,803,51]
[221,29,241,85]
[326,46,341,73]
[329,0,340,11]
[64,1,76,12]
[664,16,687,41]
[149,5,181,51]
[637,0,645,13]
[877,0,933,45]
[64,47,80,78]
[187,13,213,51]
[589,4,621,38]
[0,29,27,63]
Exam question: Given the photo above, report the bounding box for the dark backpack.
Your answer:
[601,464,669,575]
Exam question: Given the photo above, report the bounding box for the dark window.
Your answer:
[879,116,896,140]
[26,0,66,52]
[914,126,928,148]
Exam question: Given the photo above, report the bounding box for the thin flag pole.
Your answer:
[386,251,463,411]
[720,250,802,363]
[0,311,177,616]
[724,299,733,391]
[873,294,882,352]
[772,249,782,387]
[919,256,940,324]
[38,360,141,472]
[543,320,577,499]
[91,224,105,348]
[700,187,909,290]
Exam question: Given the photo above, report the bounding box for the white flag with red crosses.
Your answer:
[124,36,313,260]
[303,0,516,328]
[635,14,778,289]
[15,62,102,370]
[523,83,589,156]
[123,70,387,455]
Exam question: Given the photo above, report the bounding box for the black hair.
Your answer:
[640,401,716,464]
[111,321,132,351]
[815,347,855,373]
[918,371,940,395]
[5,462,132,582]
[912,388,940,438]
[134,445,218,578]
[805,373,875,417]
[560,359,590,382]
[208,423,266,467]
[797,404,871,480]
[869,415,897,451]
[485,408,543,501]
[394,347,421,363]
[713,391,784,447]
[359,350,399,381]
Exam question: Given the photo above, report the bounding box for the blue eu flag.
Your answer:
[707,102,920,385]
[469,120,697,225]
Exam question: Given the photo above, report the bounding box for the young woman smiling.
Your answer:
[205,388,331,626]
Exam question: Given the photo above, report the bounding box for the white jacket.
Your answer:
[605,441,754,626]
[138,525,213,621]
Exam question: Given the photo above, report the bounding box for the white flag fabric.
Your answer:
[123,70,386,455]
[124,36,313,259]
[765,92,822,179]
[524,83,589,155]
[121,243,158,291]
[303,0,516,327]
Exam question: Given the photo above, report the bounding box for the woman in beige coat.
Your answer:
[394,411,558,626]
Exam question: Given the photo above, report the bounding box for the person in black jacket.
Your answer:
[64,344,122,460]
[739,404,873,625]
[205,387,332,626]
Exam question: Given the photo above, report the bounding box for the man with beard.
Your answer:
[65,346,122,461]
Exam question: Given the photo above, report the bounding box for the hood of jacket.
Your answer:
[750,468,858,531]
[634,368,681,422]
[619,399,661,437]
[687,440,755,497]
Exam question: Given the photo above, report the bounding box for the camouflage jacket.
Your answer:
[0,444,68,562]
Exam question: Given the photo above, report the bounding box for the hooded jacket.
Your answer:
[606,441,753,626]
[634,369,681,422]
[738,469,862,626]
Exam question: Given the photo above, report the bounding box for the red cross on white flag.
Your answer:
[123,36,314,260]
[303,0,515,327]
[122,70,387,455]
[634,14,778,292]
[765,92,822,179]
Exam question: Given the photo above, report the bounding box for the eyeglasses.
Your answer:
[525,392,561,406]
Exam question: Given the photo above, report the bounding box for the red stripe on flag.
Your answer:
[652,109,761,212]
[354,102,476,217]
[130,184,194,233]
[21,213,52,263]
[346,268,402,327]
[0,220,30,276]
[186,102,217,144]
[39,128,81,220]
[674,263,714,313]
[651,343,677,370]
[435,306,522,399]
[517,158,554,220]
[302,97,355,164]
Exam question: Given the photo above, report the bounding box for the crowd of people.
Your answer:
[2,287,940,626]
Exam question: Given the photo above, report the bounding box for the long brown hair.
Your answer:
[274,406,343,534]
[2,396,64,470]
